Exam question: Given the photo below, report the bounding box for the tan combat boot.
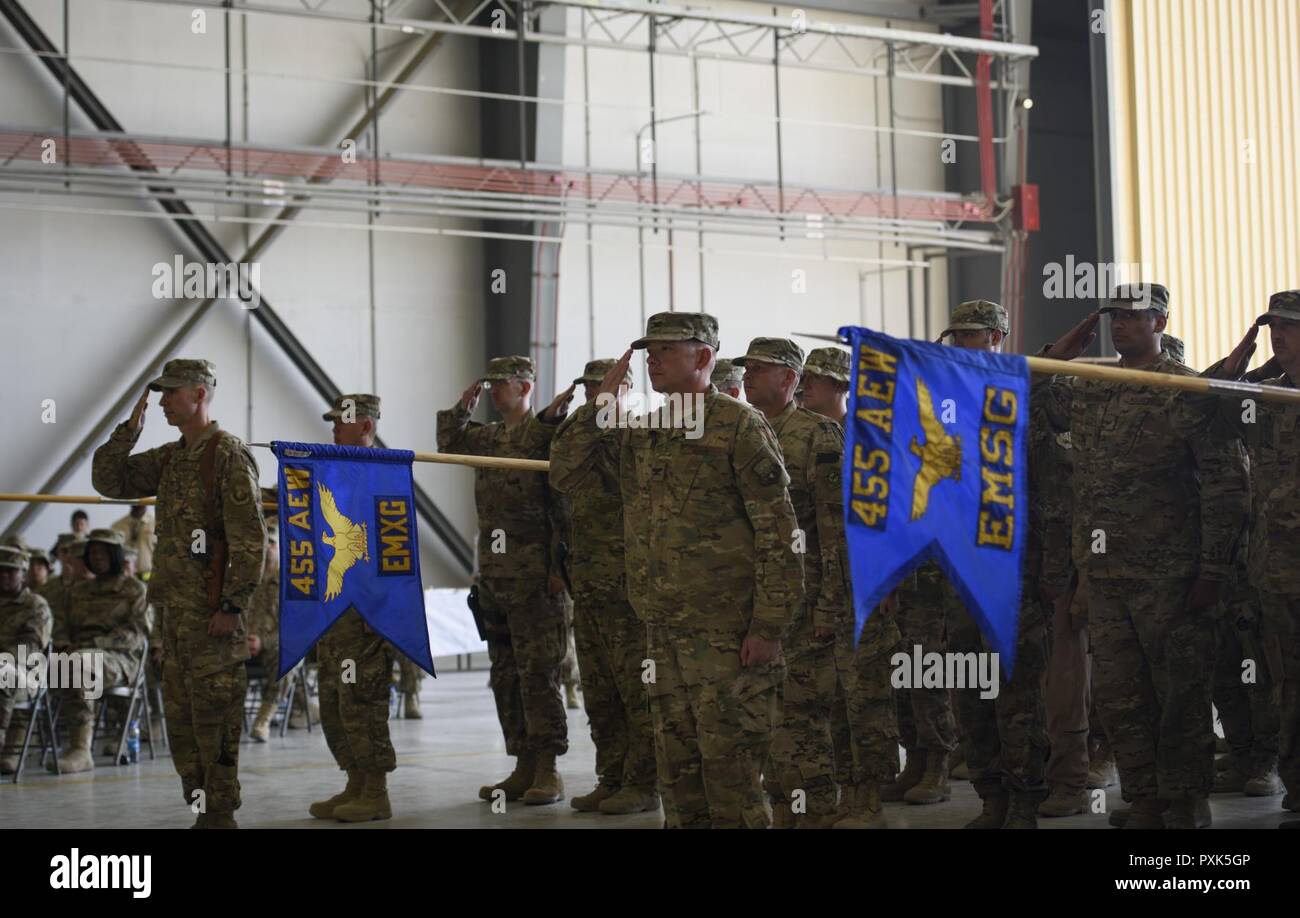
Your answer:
[964,790,1009,828]
[1122,797,1168,829]
[949,748,970,782]
[479,753,536,802]
[832,784,888,829]
[565,683,581,710]
[880,749,926,802]
[334,770,393,822]
[1244,766,1283,797]
[523,751,565,805]
[51,722,95,774]
[1038,785,1087,818]
[598,785,660,815]
[903,750,951,805]
[1213,763,1248,794]
[571,781,620,812]
[402,692,422,719]
[250,696,278,743]
[1163,796,1211,829]
[310,768,365,818]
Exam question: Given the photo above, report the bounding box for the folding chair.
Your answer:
[279,664,315,737]
[9,643,59,784]
[92,637,158,764]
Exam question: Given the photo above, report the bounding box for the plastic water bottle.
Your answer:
[126,720,140,764]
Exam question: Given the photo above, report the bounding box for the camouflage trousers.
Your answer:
[318,609,396,773]
[948,587,1050,797]
[1214,593,1279,777]
[159,603,248,815]
[837,608,903,786]
[396,657,424,695]
[1257,592,1300,803]
[769,620,838,816]
[894,566,958,755]
[480,577,569,757]
[572,591,655,789]
[648,623,783,828]
[1045,581,1091,791]
[562,617,580,690]
[48,648,135,728]
[1089,577,1215,800]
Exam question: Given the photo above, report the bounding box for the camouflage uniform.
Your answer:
[54,529,149,732]
[1036,287,1251,813]
[315,395,397,776]
[92,359,266,820]
[736,338,843,823]
[246,557,283,707]
[39,532,88,639]
[710,358,745,398]
[550,358,658,808]
[1188,291,1300,809]
[936,301,1051,823]
[799,347,902,815]
[551,313,805,828]
[0,547,53,764]
[437,358,569,766]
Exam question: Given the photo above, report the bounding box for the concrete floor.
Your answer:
[2,669,1293,829]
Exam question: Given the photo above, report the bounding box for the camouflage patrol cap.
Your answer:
[264,516,279,540]
[481,356,535,383]
[631,312,720,350]
[0,545,28,571]
[56,532,87,554]
[1105,283,1170,315]
[87,528,125,547]
[147,358,217,392]
[710,358,745,388]
[27,547,52,567]
[322,393,381,422]
[734,337,806,373]
[803,346,851,383]
[574,358,631,386]
[122,546,138,561]
[1162,334,1187,364]
[0,534,29,552]
[1256,289,1300,326]
[942,300,1010,337]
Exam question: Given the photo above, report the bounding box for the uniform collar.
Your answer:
[180,420,221,454]
[769,399,799,434]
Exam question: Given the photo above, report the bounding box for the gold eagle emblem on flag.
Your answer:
[909,377,963,521]
[318,481,370,602]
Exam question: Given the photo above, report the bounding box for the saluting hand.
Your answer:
[599,350,633,399]
[1222,325,1260,378]
[1045,311,1102,361]
[128,390,150,432]
[542,383,577,422]
[460,381,483,412]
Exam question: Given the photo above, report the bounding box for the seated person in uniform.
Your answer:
[47,529,149,774]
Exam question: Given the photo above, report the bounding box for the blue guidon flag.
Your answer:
[271,441,434,680]
[838,326,1030,676]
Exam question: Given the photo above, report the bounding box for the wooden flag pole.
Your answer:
[247,444,550,473]
[0,493,280,510]
[795,333,1300,407]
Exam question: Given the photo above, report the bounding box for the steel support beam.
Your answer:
[0,0,473,573]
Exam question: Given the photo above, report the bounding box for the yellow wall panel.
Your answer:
[1109,0,1300,370]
